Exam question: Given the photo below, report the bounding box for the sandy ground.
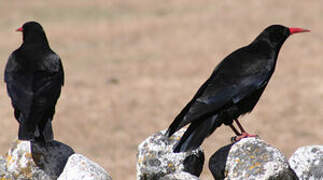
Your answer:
[0,0,322,179]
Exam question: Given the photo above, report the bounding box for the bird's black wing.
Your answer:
[4,52,64,122]
[5,53,34,120]
[166,78,211,136]
[30,52,64,116]
[39,52,64,85]
[167,46,275,136]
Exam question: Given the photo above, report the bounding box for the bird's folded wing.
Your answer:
[177,71,269,129]
[4,53,64,121]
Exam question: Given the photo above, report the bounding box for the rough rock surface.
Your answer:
[209,138,297,180]
[1,140,109,180]
[57,153,112,180]
[137,129,204,180]
[2,140,52,180]
[31,140,75,179]
[0,155,14,179]
[289,145,323,179]
[160,171,200,180]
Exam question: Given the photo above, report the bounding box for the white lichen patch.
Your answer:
[289,145,323,179]
[6,140,34,178]
[4,140,52,180]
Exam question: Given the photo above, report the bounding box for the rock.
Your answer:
[209,143,233,180]
[289,145,323,179]
[0,139,108,180]
[5,140,52,180]
[0,155,14,179]
[57,154,112,180]
[31,140,75,179]
[160,171,200,180]
[0,139,109,180]
[0,156,7,174]
[209,137,297,180]
[136,129,204,180]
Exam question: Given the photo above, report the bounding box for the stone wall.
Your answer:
[0,140,112,180]
[137,130,323,180]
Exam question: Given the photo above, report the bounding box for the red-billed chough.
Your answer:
[4,21,64,143]
[166,25,309,153]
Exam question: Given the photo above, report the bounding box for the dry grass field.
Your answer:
[0,0,322,179]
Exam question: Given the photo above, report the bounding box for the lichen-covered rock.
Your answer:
[137,129,204,180]
[209,138,297,180]
[0,155,14,179]
[160,171,200,180]
[0,156,7,174]
[31,140,74,179]
[57,154,112,180]
[5,140,52,180]
[289,145,323,179]
[0,140,109,180]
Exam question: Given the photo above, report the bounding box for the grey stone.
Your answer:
[209,137,297,180]
[4,140,53,180]
[57,154,112,180]
[31,140,75,179]
[0,155,14,179]
[289,145,323,179]
[160,171,200,180]
[137,129,204,180]
[0,156,7,175]
[0,140,110,180]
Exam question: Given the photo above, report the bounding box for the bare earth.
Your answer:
[0,1,322,179]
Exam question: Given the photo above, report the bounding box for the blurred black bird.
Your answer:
[166,25,309,152]
[5,21,64,143]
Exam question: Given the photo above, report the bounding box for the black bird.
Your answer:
[166,25,309,152]
[5,21,64,143]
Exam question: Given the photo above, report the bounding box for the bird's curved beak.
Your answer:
[16,27,23,32]
[289,27,310,35]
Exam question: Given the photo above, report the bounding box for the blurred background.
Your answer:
[0,0,322,179]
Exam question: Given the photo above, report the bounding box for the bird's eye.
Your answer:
[269,32,283,43]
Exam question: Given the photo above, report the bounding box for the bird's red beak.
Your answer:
[16,27,23,32]
[289,27,310,35]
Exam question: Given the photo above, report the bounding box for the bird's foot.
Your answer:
[231,132,258,143]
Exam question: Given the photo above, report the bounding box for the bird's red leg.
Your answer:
[229,124,241,136]
[234,118,246,133]
[233,119,257,141]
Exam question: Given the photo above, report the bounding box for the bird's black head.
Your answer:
[253,24,310,50]
[17,21,49,46]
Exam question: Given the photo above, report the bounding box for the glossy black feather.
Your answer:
[4,21,64,142]
[167,25,292,152]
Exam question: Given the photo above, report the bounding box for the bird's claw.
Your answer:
[231,132,258,143]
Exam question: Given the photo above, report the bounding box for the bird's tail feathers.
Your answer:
[173,115,222,153]
[18,120,53,143]
[166,100,196,137]
[38,120,54,142]
[165,117,182,137]
[18,123,36,141]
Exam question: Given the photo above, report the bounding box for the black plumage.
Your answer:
[166,25,309,152]
[5,21,64,143]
